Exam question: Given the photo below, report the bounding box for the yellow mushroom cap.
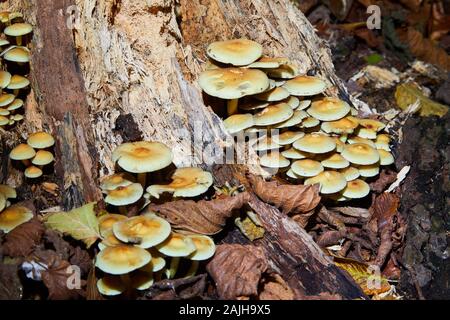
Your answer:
[271,131,304,145]
[98,214,128,237]
[27,132,55,149]
[112,141,173,174]
[283,75,327,96]
[321,153,350,169]
[0,115,8,126]
[291,159,324,177]
[105,183,144,206]
[341,143,380,165]
[358,163,380,177]
[378,149,395,166]
[4,47,30,63]
[333,137,345,153]
[286,168,301,179]
[206,39,263,66]
[247,57,289,69]
[31,150,54,166]
[113,214,171,249]
[321,116,359,134]
[98,230,123,251]
[0,184,16,199]
[25,166,43,178]
[146,167,213,198]
[12,114,23,122]
[4,23,33,37]
[0,39,9,46]
[375,134,391,151]
[188,235,216,261]
[0,193,5,212]
[10,143,36,160]
[95,244,151,275]
[299,116,320,128]
[259,151,290,168]
[156,232,196,257]
[0,70,11,89]
[307,97,350,121]
[266,63,300,79]
[359,119,386,132]
[0,108,9,116]
[355,127,377,139]
[274,109,308,128]
[347,136,376,148]
[376,133,391,143]
[0,205,33,233]
[253,102,293,126]
[97,276,126,296]
[140,249,166,272]
[297,99,312,110]
[342,179,370,199]
[0,93,15,107]
[339,166,360,181]
[304,170,347,194]
[199,68,269,99]
[7,74,29,90]
[223,113,254,134]
[7,99,23,111]
[255,86,290,102]
[100,173,135,192]
[285,96,300,109]
[281,148,310,159]
[293,133,336,154]
[252,137,281,152]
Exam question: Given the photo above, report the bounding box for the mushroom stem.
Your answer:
[167,257,180,279]
[137,173,147,187]
[13,89,19,96]
[118,206,127,215]
[184,261,199,278]
[21,159,31,167]
[227,99,239,116]
[16,36,22,46]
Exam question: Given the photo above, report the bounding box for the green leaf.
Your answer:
[395,83,448,117]
[43,202,100,248]
[364,53,383,65]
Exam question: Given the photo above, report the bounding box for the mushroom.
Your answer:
[282,75,327,96]
[0,93,15,108]
[31,150,54,168]
[24,166,43,179]
[253,102,293,126]
[97,276,127,296]
[293,133,336,154]
[100,173,135,193]
[281,148,310,160]
[255,86,290,102]
[10,143,36,166]
[0,205,33,233]
[198,67,270,115]
[104,183,144,213]
[339,166,360,181]
[375,134,391,151]
[27,131,55,149]
[0,70,11,94]
[146,167,213,199]
[259,151,290,169]
[4,23,32,45]
[206,39,263,67]
[355,127,377,139]
[0,115,8,126]
[223,113,254,134]
[304,171,347,194]
[341,143,380,165]
[156,232,196,279]
[378,149,395,166]
[0,184,17,203]
[6,99,23,113]
[321,116,359,134]
[307,97,351,121]
[7,74,29,95]
[266,63,300,79]
[112,214,171,249]
[341,179,370,199]
[247,56,287,69]
[299,116,320,128]
[284,96,300,109]
[357,163,380,178]
[274,110,308,128]
[320,153,350,169]
[252,137,281,152]
[271,131,305,145]
[291,159,324,177]
[140,249,166,273]
[112,141,173,187]
[95,244,152,275]
[0,108,9,116]
[98,230,123,251]
[184,234,216,278]
[3,46,30,63]
[347,136,376,148]
[98,213,128,237]
[296,99,312,111]
[358,119,386,132]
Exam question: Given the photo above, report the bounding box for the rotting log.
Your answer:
[0,0,365,298]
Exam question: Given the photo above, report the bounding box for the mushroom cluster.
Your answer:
[0,11,32,129]
[0,183,33,233]
[95,212,215,296]
[102,141,214,212]
[198,39,395,201]
[9,131,55,179]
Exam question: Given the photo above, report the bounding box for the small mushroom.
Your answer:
[184,234,216,278]
[307,97,351,121]
[304,170,347,194]
[281,147,310,160]
[274,109,308,128]
[341,143,380,165]
[320,153,350,169]
[6,99,23,113]
[254,86,290,102]
[7,74,29,95]
[291,159,324,177]
[27,131,55,149]
[4,23,33,46]
[3,46,30,63]
[98,213,128,237]
[253,102,293,126]
[0,205,33,233]
[357,163,380,178]
[378,149,395,166]
[31,150,54,168]
[24,165,43,179]
[10,143,36,166]
[282,75,327,96]
[293,133,336,154]
[321,116,359,134]
[223,113,254,134]
[104,183,144,213]
[95,244,152,275]
[271,131,305,145]
[97,276,127,296]
[206,39,263,67]
[259,151,290,169]
[0,93,15,108]
[341,179,370,199]
[339,166,360,181]
[100,173,135,193]
[0,70,11,93]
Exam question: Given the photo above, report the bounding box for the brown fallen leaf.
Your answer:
[2,218,45,258]
[0,263,23,300]
[141,274,207,300]
[146,192,251,235]
[258,273,294,300]
[370,169,398,193]
[248,174,321,217]
[33,250,85,300]
[206,244,267,300]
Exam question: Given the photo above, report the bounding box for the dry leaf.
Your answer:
[369,169,398,193]
[259,274,294,300]
[395,82,448,117]
[206,244,267,299]
[43,202,100,248]
[333,255,391,296]
[248,175,321,217]
[146,192,251,235]
[0,263,23,300]
[33,250,85,300]
[3,218,45,258]
[141,274,207,300]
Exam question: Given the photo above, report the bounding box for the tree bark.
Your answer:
[0,0,365,298]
